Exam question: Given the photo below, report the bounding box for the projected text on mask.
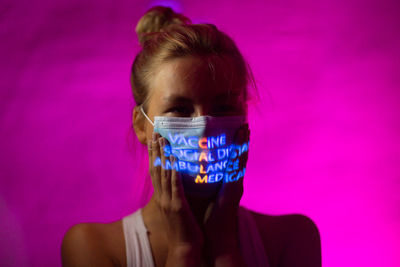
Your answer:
[153,133,248,183]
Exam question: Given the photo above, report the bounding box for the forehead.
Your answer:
[149,55,244,102]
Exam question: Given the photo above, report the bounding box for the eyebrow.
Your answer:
[162,95,193,103]
[162,92,241,103]
[214,93,232,101]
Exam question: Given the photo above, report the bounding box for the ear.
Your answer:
[132,106,148,145]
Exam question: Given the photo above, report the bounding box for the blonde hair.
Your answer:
[131,6,257,109]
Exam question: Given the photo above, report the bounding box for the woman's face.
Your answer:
[142,55,247,140]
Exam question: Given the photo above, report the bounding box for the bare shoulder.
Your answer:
[249,210,321,267]
[61,219,126,267]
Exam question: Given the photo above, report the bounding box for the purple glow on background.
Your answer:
[0,0,399,266]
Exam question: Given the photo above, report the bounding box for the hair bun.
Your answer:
[135,6,191,46]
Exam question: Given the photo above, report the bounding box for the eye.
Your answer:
[213,104,241,115]
[166,106,193,116]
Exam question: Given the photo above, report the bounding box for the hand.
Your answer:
[148,133,204,264]
[203,124,250,263]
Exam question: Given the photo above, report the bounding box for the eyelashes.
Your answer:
[166,106,193,115]
[165,104,244,116]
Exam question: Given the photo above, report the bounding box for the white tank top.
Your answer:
[122,206,270,267]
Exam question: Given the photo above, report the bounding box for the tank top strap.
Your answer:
[122,209,155,267]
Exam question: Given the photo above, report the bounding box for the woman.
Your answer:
[61,6,321,267]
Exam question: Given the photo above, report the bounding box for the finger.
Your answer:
[218,176,243,207]
[151,132,162,196]
[234,125,249,171]
[160,137,172,200]
[233,126,248,187]
[215,124,249,205]
[171,157,185,202]
[159,137,167,190]
[147,140,152,163]
[226,125,248,172]
[221,171,244,193]
[219,126,246,204]
[231,124,248,162]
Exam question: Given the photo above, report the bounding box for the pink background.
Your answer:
[0,0,399,266]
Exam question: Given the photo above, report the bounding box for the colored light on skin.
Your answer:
[154,153,241,173]
[163,145,201,161]
[153,157,200,173]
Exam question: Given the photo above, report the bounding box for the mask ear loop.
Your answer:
[140,105,154,127]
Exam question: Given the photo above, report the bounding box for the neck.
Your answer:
[185,194,214,226]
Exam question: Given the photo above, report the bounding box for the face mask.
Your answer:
[141,106,249,198]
